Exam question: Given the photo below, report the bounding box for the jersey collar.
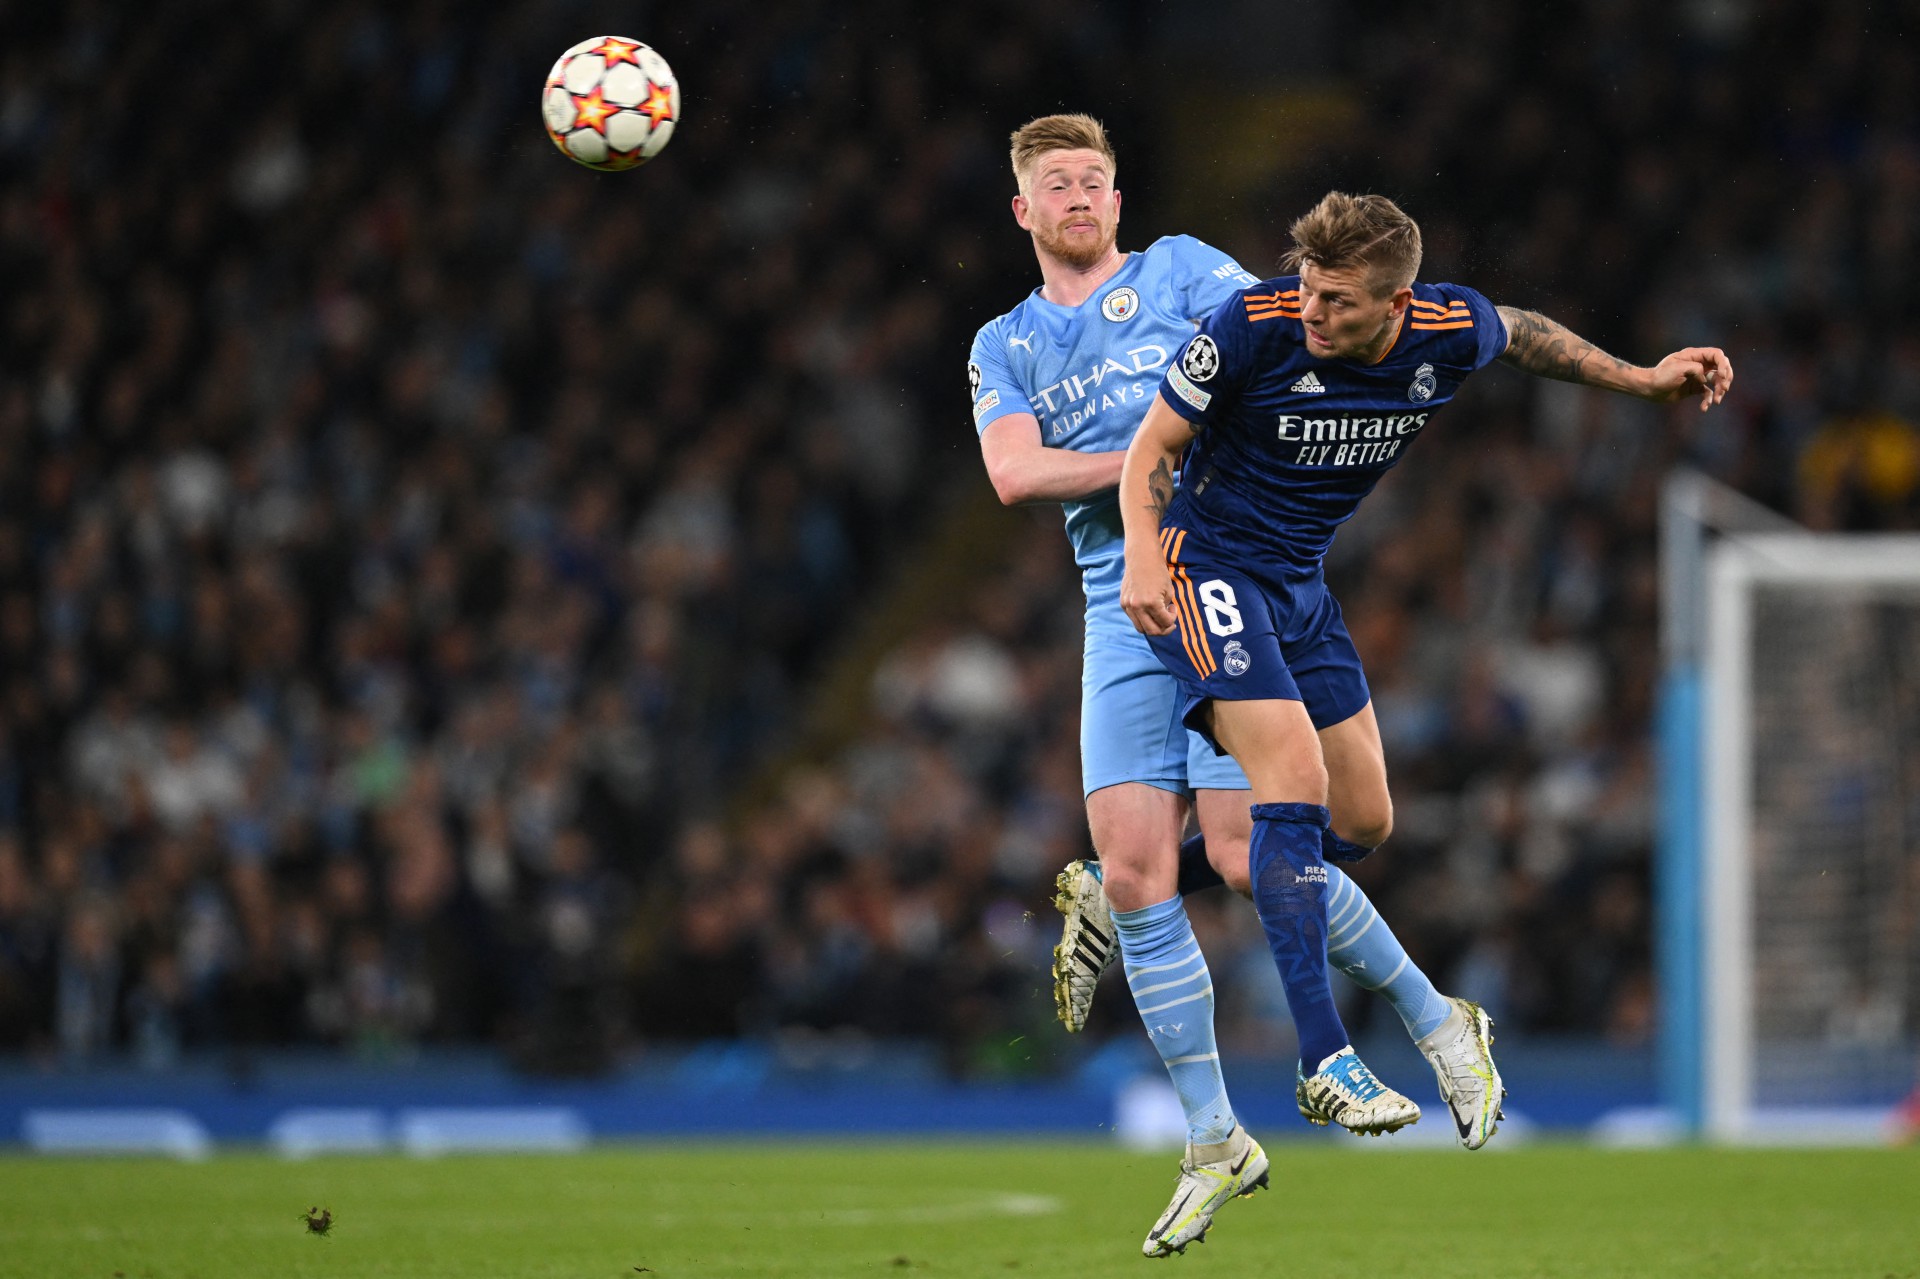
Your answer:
[1031,250,1139,313]
[1355,310,1408,367]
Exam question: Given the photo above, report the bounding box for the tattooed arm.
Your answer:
[1146,457,1176,522]
[1117,393,1201,636]
[1496,306,1734,410]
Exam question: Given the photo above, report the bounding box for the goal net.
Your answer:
[1690,530,1920,1140]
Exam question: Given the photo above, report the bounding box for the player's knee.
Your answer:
[1096,858,1157,914]
[1091,835,1172,913]
[1206,835,1253,898]
[1251,758,1329,806]
[1341,807,1392,850]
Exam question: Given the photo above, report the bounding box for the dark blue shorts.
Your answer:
[1144,526,1371,753]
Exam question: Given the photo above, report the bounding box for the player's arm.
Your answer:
[1495,306,1733,411]
[978,413,1126,505]
[1116,393,1195,637]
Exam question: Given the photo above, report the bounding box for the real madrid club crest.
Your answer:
[1222,640,1251,677]
[1182,334,1219,382]
[1408,362,1437,403]
[1101,286,1139,322]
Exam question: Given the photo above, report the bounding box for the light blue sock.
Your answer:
[1111,896,1236,1144]
[1325,866,1452,1040]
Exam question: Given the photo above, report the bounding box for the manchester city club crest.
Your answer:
[1101,286,1139,322]
[1408,362,1437,403]
[1222,640,1251,677]
[1183,334,1219,382]
[968,362,981,398]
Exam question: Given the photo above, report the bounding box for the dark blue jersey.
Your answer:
[1157,276,1508,578]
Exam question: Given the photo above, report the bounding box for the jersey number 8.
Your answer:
[1198,579,1243,636]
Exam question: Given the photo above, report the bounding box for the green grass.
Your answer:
[0,1142,1914,1278]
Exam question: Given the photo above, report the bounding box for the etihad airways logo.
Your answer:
[1032,344,1169,413]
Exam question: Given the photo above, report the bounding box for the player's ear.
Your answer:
[1112,187,1122,221]
[1012,193,1030,230]
[1387,285,1413,317]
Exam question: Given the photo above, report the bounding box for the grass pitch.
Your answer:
[0,1141,1914,1278]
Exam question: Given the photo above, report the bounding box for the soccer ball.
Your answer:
[541,37,680,171]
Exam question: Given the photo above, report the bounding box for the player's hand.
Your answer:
[1643,347,1734,411]
[1121,556,1180,636]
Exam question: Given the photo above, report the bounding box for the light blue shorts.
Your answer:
[1081,606,1250,798]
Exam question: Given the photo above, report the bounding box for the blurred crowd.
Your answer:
[1,0,1915,1073]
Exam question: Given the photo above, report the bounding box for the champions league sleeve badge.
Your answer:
[1101,286,1139,322]
[968,362,982,399]
[1182,334,1219,382]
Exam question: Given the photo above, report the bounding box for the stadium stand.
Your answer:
[0,0,1912,1079]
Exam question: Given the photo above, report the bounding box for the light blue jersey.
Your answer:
[970,235,1259,795]
[971,235,1260,601]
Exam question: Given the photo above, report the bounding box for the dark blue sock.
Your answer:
[1321,830,1374,864]
[1248,801,1349,1069]
[1176,833,1227,896]
[1178,828,1370,895]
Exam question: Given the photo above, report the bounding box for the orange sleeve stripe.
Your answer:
[1410,299,1469,312]
[1244,290,1299,302]
[1409,319,1474,330]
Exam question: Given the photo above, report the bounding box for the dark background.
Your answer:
[0,0,1913,1077]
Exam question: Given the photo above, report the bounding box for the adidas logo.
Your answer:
[1290,371,1327,393]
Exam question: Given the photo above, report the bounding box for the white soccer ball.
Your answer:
[541,37,680,171]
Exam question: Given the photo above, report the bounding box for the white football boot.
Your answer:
[1050,860,1115,1033]
[1141,1123,1269,1257]
[1296,1046,1421,1136]
[1418,996,1506,1149]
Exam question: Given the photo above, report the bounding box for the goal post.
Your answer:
[1663,473,1920,1142]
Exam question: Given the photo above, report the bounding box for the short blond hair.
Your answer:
[1283,192,1423,295]
[1009,114,1116,196]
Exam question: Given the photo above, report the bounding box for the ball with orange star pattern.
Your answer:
[542,37,679,170]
